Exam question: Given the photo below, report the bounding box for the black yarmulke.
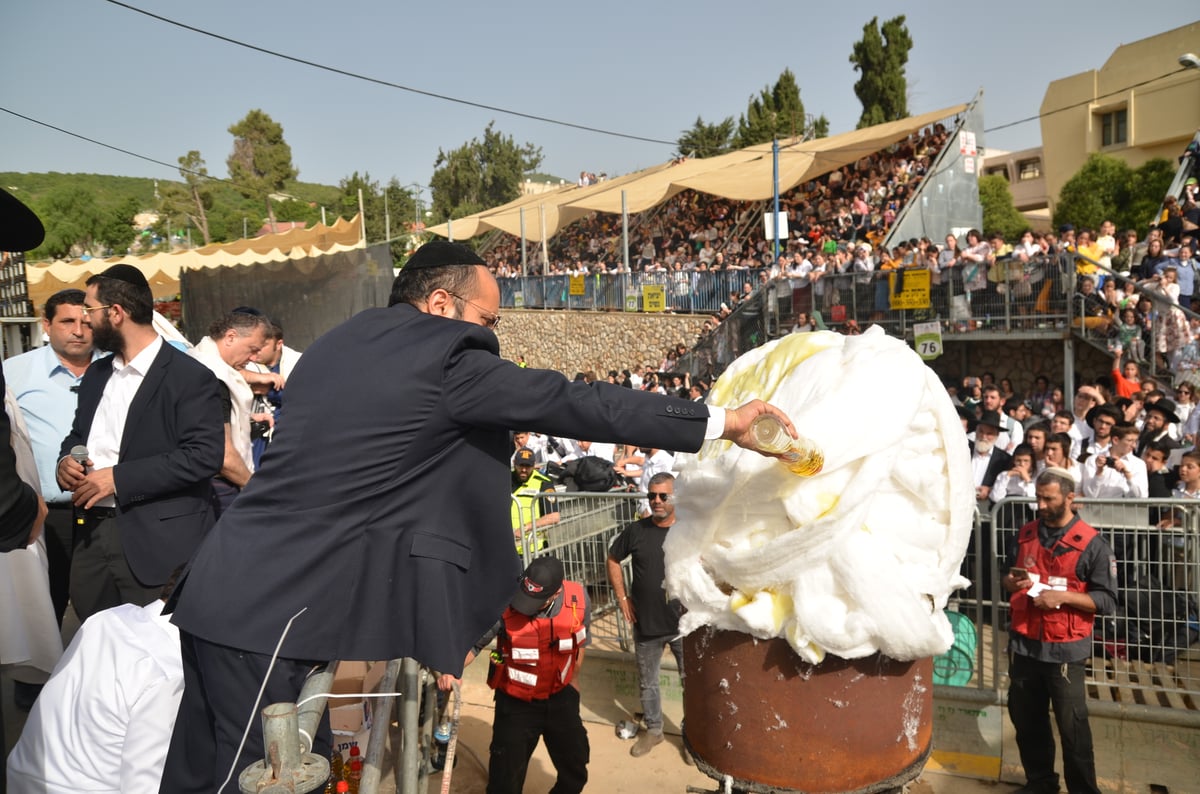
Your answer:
[97,263,151,291]
[403,241,485,271]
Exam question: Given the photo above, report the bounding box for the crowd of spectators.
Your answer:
[481,124,951,278]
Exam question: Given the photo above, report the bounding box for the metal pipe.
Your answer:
[399,658,422,793]
[296,662,338,754]
[359,659,401,794]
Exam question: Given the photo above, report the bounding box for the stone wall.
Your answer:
[495,311,710,376]
[498,310,1119,393]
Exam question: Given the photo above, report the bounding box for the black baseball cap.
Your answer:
[514,447,536,466]
[511,556,564,616]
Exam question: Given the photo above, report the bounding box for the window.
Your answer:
[985,166,1010,181]
[1100,109,1127,147]
[1017,159,1042,181]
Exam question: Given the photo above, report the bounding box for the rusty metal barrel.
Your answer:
[683,627,932,794]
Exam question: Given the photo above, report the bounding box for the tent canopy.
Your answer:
[426,104,965,243]
[26,215,364,309]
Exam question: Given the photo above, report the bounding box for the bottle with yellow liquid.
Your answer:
[750,414,823,476]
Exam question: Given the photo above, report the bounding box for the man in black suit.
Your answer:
[970,410,1013,503]
[162,241,794,792]
[55,264,224,621]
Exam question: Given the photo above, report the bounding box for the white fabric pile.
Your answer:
[665,327,974,664]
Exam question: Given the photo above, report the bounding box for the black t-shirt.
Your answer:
[608,517,680,639]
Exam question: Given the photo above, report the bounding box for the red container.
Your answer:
[683,627,932,793]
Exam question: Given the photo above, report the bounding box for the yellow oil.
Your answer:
[779,447,824,476]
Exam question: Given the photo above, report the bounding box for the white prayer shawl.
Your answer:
[0,387,64,682]
[190,336,255,473]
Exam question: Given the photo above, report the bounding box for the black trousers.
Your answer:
[43,503,75,625]
[160,631,331,793]
[487,687,589,794]
[69,514,160,621]
[1007,653,1101,794]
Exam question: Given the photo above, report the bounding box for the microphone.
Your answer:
[70,445,89,528]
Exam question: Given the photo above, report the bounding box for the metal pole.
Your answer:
[520,207,527,277]
[384,190,391,243]
[359,659,401,794]
[244,217,248,239]
[358,189,366,244]
[539,204,548,272]
[621,190,629,273]
[399,658,422,793]
[321,206,327,226]
[772,138,781,264]
[295,663,338,754]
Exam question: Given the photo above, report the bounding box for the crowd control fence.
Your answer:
[949,497,1200,710]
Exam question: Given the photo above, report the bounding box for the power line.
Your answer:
[102,0,678,147]
[984,66,1189,134]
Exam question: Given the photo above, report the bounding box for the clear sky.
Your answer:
[1,1,1196,197]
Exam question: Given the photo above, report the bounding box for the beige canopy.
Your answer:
[427,104,965,243]
[26,215,364,309]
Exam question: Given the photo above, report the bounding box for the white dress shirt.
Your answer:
[1081,451,1148,499]
[85,336,164,507]
[6,600,183,794]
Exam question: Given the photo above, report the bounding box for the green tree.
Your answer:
[734,69,807,147]
[676,116,735,159]
[1126,158,1176,230]
[430,121,543,221]
[226,109,298,232]
[977,174,1028,240]
[1055,155,1177,232]
[809,114,830,139]
[33,185,105,259]
[95,196,141,255]
[160,151,215,244]
[849,15,912,129]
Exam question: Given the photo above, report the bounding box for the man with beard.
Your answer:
[55,264,223,620]
[1002,469,1116,794]
[1135,399,1180,456]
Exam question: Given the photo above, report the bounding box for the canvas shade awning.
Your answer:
[25,215,364,309]
[425,103,966,243]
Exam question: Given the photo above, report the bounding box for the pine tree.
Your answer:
[849,16,912,129]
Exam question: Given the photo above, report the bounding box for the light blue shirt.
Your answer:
[1156,257,1196,297]
[3,344,106,503]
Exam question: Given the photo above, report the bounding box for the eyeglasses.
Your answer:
[647,492,673,502]
[83,304,113,315]
[445,291,501,329]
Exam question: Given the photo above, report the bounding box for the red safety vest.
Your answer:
[1009,518,1098,644]
[488,580,587,701]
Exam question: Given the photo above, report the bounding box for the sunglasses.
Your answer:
[647,492,673,502]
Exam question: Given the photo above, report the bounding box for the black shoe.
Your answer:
[13,680,42,712]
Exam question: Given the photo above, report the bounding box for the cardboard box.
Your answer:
[328,661,388,763]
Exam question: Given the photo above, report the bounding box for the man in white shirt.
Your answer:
[1082,423,1148,499]
[6,590,183,794]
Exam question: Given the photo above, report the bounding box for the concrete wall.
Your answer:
[494,310,709,377]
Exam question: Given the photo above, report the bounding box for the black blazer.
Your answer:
[970,443,1012,490]
[171,305,710,675]
[0,367,38,550]
[61,340,224,585]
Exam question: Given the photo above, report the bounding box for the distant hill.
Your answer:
[0,171,342,225]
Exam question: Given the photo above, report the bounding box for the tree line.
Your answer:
[12,16,933,262]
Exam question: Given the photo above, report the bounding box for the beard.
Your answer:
[90,316,123,356]
[974,438,993,455]
[1038,504,1067,525]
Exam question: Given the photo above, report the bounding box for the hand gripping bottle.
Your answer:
[750,414,823,476]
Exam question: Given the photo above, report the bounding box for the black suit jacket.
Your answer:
[0,367,38,551]
[969,443,1012,490]
[61,340,224,585]
[171,305,710,674]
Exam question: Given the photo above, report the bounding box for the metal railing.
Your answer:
[498,270,769,315]
[514,490,646,650]
[945,497,1200,710]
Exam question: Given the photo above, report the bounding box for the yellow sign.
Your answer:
[642,285,667,312]
[569,274,586,296]
[888,268,931,310]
